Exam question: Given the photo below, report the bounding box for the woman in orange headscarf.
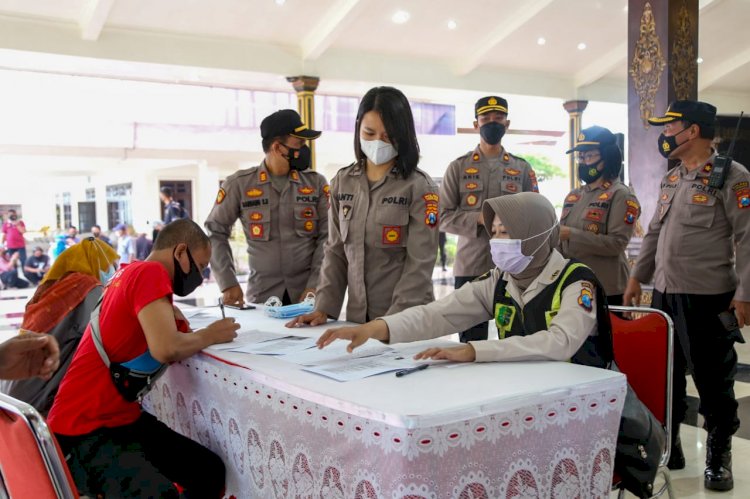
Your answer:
[3,237,119,414]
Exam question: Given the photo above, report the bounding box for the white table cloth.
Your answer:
[145,307,626,499]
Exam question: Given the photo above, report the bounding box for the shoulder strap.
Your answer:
[89,293,110,368]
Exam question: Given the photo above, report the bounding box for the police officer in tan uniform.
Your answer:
[624,101,750,491]
[440,96,539,342]
[205,109,329,306]
[288,87,438,325]
[560,126,640,305]
[314,193,612,370]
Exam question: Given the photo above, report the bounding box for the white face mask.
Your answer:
[490,223,558,274]
[360,138,398,165]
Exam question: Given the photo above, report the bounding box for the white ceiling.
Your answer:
[0,0,747,106]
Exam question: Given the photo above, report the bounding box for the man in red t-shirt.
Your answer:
[48,219,239,498]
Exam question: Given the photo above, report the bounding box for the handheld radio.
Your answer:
[707,111,744,189]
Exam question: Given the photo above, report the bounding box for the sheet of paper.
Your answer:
[205,330,293,352]
[187,311,222,330]
[231,336,317,355]
[303,352,429,382]
[280,339,392,366]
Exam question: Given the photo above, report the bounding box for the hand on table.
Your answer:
[286,310,328,328]
[315,320,389,353]
[413,344,476,362]
[222,285,245,307]
[205,318,240,345]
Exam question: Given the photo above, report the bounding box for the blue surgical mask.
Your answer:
[99,265,116,284]
[265,302,315,319]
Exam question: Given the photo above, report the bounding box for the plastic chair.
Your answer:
[609,305,675,499]
[0,392,78,499]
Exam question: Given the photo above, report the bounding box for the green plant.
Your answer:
[523,154,566,182]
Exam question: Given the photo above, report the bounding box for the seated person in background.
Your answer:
[0,333,59,381]
[316,192,613,369]
[3,238,119,415]
[22,246,51,285]
[47,219,239,499]
[0,247,28,289]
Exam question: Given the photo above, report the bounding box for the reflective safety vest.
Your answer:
[490,260,613,368]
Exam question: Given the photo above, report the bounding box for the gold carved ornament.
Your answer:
[629,2,667,129]
[670,1,697,100]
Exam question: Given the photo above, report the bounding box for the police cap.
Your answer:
[566,125,617,153]
[648,100,717,126]
[260,109,321,140]
[475,96,508,117]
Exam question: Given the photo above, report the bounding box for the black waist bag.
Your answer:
[90,298,167,402]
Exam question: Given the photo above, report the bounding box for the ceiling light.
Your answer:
[275,0,285,5]
[447,20,457,30]
[623,5,628,13]
[697,57,704,64]
[577,42,587,50]
[537,37,546,45]
[392,10,410,24]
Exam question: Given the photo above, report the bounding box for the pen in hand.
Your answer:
[219,298,225,319]
[395,363,429,378]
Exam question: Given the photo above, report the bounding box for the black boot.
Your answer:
[667,430,685,470]
[704,431,733,491]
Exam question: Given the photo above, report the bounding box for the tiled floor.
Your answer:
[3,267,750,497]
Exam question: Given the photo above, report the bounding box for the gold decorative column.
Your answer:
[286,75,320,170]
[627,0,698,225]
[562,100,588,190]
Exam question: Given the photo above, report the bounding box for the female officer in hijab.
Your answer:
[559,126,641,305]
[314,192,612,367]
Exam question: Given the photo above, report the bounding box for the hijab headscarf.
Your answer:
[482,192,560,290]
[23,238,119,333]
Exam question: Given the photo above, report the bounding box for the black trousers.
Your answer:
[455,275,489,342]
[57,412,225,498]
[651,290,740,439]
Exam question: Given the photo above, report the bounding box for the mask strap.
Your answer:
[521,221,559,257]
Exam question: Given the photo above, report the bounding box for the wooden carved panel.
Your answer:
[629,2,667,129]
[670,1,697,100]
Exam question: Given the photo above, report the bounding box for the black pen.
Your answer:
[219,298,225,319]
[395,364,429,378]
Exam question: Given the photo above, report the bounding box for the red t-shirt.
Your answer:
[48,261,176,436]
[2,221,25,249]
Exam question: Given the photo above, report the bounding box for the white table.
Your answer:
[145,306,626,499]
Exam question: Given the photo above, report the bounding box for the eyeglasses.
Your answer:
[577,151,601,162]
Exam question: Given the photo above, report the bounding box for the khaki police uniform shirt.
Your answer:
[315,161,439,324]
[440,146,538,276]
[205,162,329,303]
[381,250,598,362]
[632,153,750,300]
[559,179,640,296]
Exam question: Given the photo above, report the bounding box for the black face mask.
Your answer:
[172,247,203,297]
[9,215,17,221]
[578,161,604,184]
[281,144,312,171]
[657,126,690,159]
[479,122,506,145]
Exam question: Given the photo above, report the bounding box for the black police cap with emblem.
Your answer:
[475,96,508,117]
[566,125,616,153]
[647,100,717,126]
[260,109,322,140]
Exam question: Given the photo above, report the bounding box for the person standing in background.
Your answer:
[440,96,539,342]
[2,209,27,268]
[559,126,640,305]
